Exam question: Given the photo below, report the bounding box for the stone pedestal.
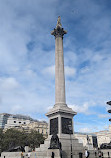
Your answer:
[47,149,61,158]
[34,135,86,158]
[86,143,93,150]
[46,105,76,137]
[1,152,22,158]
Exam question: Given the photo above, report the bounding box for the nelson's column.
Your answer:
[45,17,85,158]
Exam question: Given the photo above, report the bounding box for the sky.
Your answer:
[0,0,111,133]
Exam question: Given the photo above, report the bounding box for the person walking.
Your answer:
[85,149,89,158]
[98,150,102,157]
[51,152,55,158]
[35,152,36,158]
[21,152,24,158]
[27,152,31,158]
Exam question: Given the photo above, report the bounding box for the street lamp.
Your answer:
[68,125,73,158]
[107,101,111,122]
[0,145,1,157]
[0,137,2,156]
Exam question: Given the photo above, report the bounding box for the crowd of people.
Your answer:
[85,148,103,158]
[20,148,104,158]
[21,152,32,158]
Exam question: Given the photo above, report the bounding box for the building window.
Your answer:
[24,122,26,124]
[42,129,43,134]
[38,129,39,133]
[19,122,21,123]
[14,121,16,123]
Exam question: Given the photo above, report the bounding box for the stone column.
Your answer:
[51,16,67,106]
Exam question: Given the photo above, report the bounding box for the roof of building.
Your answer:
[75,132,97,136]
[0,113,47,123]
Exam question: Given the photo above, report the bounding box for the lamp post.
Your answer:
[0,129,3,157]
[68,125,73,158]
[107,101,111,122]
[107,101,111,143]
[0,137,2,156]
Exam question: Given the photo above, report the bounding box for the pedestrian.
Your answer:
[51,152,54,158]
[21,152,24,158]
[27,152,31,158]
[85,149,89,158]
[98,150,102,157]
[35,152,36,158]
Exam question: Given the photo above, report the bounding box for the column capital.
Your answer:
[51,16,67,38]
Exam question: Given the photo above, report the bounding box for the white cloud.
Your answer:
[47,106,53,111]
[79,127,92,133]
[80,67,90,74]
[24,69,37,78]
[69,102,96,115]
[10,105,23,114]
[65,66,76,76]
[0,77,19,90]
[37,118,48,123]
[43,65,55,77]
[98,114,111,119]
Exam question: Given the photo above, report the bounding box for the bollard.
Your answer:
[108,152,110,158]
[79,152,83,158]
[95,152,97,158]
[102,152,104,158]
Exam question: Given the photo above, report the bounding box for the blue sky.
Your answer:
[0,0,111,133]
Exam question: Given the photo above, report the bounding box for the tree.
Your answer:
[2,129,25,151]
[27,130,45,149]
[1,128,45,152]
[0,129,3,154]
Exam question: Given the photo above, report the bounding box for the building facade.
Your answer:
[95,125,111,147]
[20,121,48,138]
[74,132,98,149]
[0,113,48,138]
[4,114,31,129]
[0,113,10,128]
[74,125,111,149]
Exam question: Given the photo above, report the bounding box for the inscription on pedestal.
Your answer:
[61,117,73,134]
[50,118,58,135]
